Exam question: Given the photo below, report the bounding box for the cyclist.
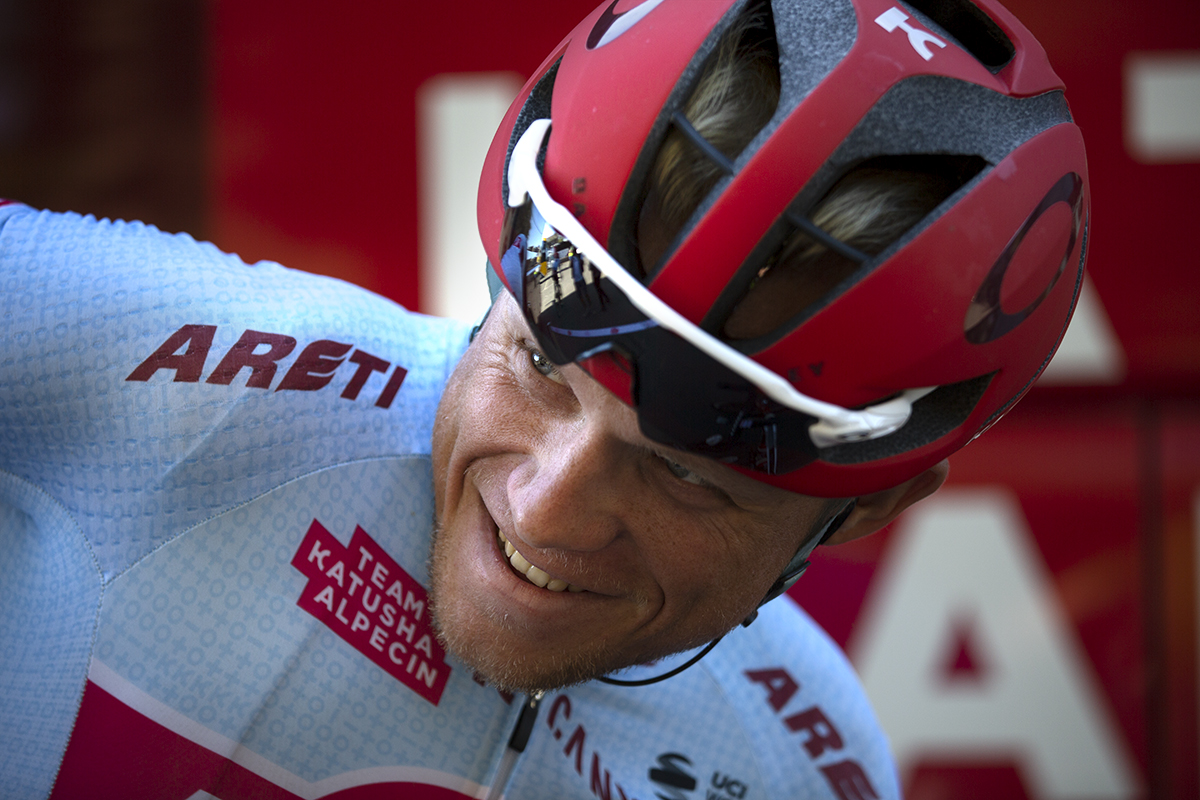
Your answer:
[0,1,1087,797]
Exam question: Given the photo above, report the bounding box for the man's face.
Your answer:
[429,295,831,693]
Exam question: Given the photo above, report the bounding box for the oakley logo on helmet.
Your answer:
[965,172,1085,345]
[587,0,667,50]
[875,7,947,61]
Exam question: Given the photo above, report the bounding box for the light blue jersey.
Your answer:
[0,202,898,800]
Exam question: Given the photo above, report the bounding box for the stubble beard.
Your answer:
[427,518,621,695]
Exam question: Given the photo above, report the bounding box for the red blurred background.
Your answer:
[1,1,1197,797]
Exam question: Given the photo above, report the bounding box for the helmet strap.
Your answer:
[595,499,857,688]
[742,498,858,627]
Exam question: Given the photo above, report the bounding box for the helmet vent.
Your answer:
[716,153,987,345]
[625,0,781,278]
[904,0,1016,72]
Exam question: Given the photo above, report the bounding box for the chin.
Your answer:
[427,520,637,693]
[438,629,611,695]
[428,559,727,694]
[428,574,615,694]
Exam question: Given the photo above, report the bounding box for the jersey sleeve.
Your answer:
[0,204,487,799]
[712,596,902,799]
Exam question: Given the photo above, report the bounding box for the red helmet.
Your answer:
[477,0,1089,498]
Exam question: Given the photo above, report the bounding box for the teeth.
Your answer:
[510,549,532,573]
[497,531,583,593]
[526,565,551,588]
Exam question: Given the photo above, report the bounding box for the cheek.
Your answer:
[431,351,486,514]
[689,515,817,616]
[650,521,788,614]
[432,350,534,488]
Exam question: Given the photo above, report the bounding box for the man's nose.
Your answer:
[507,419,629,553]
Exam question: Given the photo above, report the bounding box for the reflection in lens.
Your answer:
[506,194,821,475]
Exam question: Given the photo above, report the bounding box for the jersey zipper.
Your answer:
[484,691,544,800]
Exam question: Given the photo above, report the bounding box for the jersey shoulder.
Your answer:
[0,204,488,799]
[698,596,901,799]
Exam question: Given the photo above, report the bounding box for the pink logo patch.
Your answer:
[292,520,450,705]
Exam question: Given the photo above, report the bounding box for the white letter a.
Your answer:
[849,489,1140,799]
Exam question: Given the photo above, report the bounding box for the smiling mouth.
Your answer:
[497,530,585,593]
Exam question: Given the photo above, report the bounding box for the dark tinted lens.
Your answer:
[516,216,652,365]
[632,328,820,475]
[504,197,821,475]
[499,201,531,309]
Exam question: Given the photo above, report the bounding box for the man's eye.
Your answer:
[529,347,564,382]
[660,456,706,486]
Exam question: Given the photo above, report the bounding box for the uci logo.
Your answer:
[711,773,749,799]
[648,752,750,800]
[964,172,1085,345]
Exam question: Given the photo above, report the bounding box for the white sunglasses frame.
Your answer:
[506,119,934,449]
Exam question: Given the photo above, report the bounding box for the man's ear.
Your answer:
[823,460,949,545]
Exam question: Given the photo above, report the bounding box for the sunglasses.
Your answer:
[498,119,932,475]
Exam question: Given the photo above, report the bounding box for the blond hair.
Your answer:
[640,10,780,240]
[638,5,960,339]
